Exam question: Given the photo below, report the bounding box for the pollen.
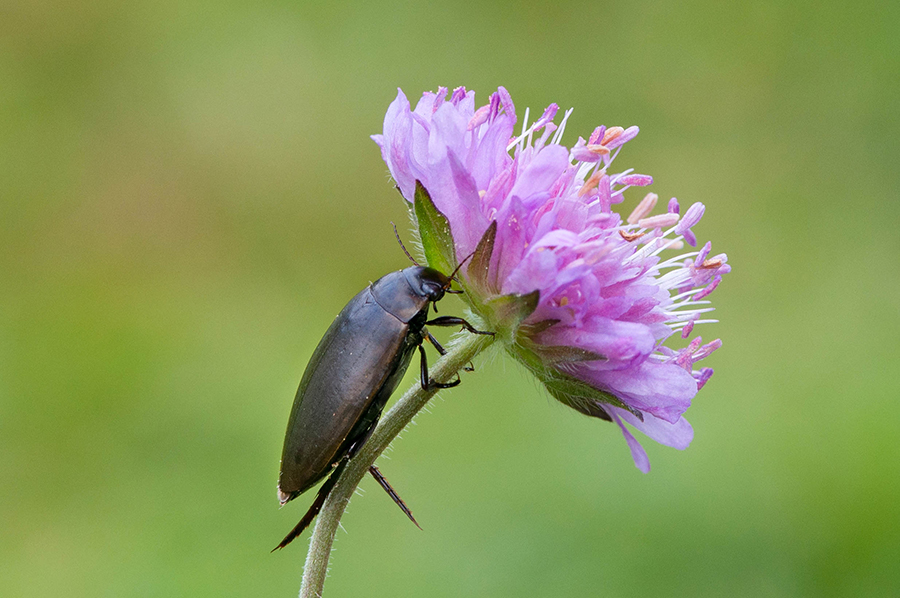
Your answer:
[578,171,605,197]
[587,144,611,155]
[619,230,646,242]
[601,126,625,145]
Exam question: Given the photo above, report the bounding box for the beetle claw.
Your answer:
[428,375,461,390]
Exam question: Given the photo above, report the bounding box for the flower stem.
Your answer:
[298,331,494,598]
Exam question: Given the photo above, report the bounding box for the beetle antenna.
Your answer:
[392,222,420,266]
[443,250,476,292]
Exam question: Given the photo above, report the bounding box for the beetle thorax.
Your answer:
[369,268,441,324]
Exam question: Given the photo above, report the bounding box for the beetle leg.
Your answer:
[425,316,495,336]
[418,344,461,390]
[426,329,474,371]
[425,330,447,355]
[418,344,428,390]
[339,422,422,529]
[273,456,349,551]
[433,378,461,388]
[368,465,422,530]
[346,419,378,459]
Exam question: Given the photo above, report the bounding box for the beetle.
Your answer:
[273,246,492,550]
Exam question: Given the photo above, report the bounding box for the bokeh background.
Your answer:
[2,0,898,596]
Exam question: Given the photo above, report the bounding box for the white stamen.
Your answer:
[656,251,700,268]
[668,300,712,310]
[624,229,683,264]
[649,232,683,257]
[669,286,706,303]
[668,301,709,313]
[552,108,574,145]
[669,319,719,331]
[657,268,692,288]
[507,106,535,152]
[666,307,716,319]
[520,106,530,153]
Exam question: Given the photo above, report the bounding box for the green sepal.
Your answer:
[482,290,540,343]
[519,319,560,336]
[541,369,643,421]
[468,220,497,293]
[546,387,612,421]
[413,181,457,274]
[508,341,643,421]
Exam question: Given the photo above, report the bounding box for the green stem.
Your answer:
[298,332,494,598]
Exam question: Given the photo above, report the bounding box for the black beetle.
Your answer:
[274,251,492,550]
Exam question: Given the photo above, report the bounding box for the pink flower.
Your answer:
[373,87,729,472]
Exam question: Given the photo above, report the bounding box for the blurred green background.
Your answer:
[2,0,898,596]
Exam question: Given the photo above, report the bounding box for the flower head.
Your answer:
[373,86,729,472]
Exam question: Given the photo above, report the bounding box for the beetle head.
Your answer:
[407,266,451,303]
[413,248,475,297]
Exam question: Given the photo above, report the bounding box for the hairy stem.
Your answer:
[298,332,494,598]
